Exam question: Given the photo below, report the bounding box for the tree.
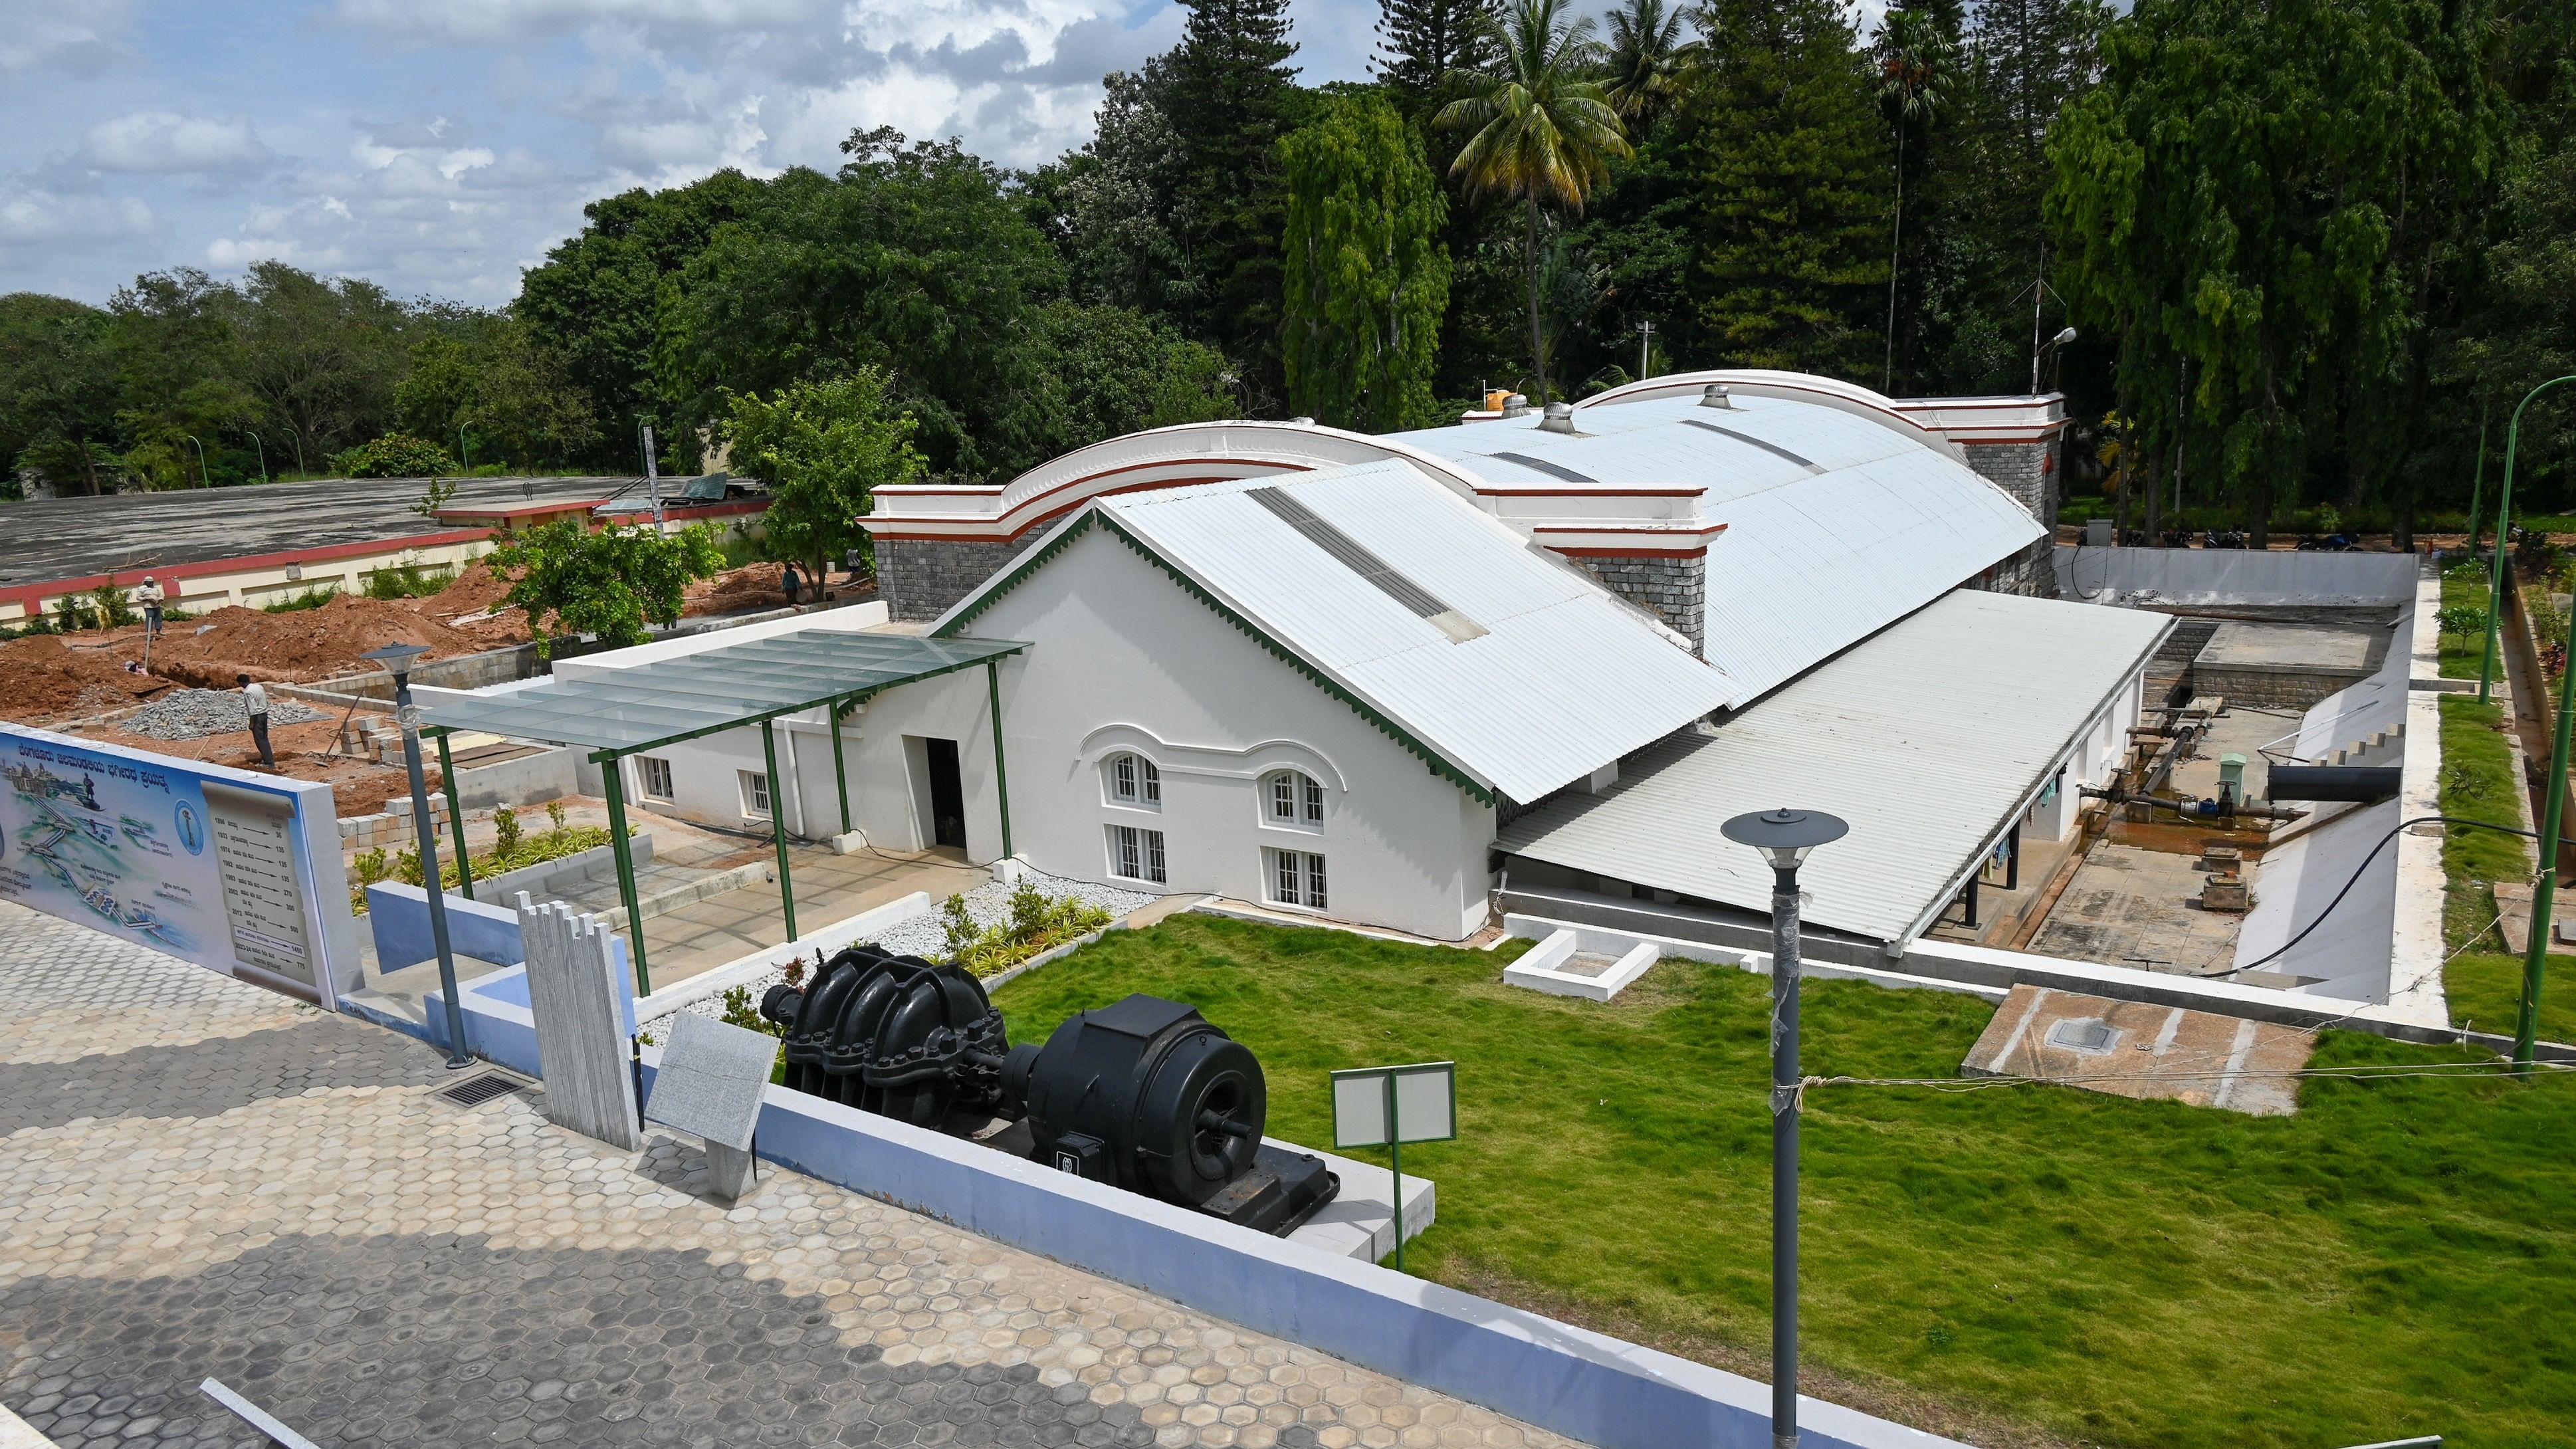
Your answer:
[231,261,412,455]
[718,368,924,582]
[2048,0,2501,544]
[1438,0,1631,402]
[1685,0,1889,377]
[1281,94,1453,431]
[484,518,726,654]
[1602,0,1695,125]
[397,315,601,471]
[1158,0,1305,403]
[0,294,120,495]
[1012,302,1240,455]
[1044,71,1200,321]
[657,132,1062,478]
[1876,4,1959,392]
[1373,0,1495,112]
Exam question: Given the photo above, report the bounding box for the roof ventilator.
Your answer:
[1245,485,1489,643]
[1700,383,1735,409]
[1501,393,1532,417]
[1539,401,1582,435]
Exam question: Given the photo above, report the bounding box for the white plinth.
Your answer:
[1277,1138,1437,1262]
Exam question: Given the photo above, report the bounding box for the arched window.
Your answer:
[1261,770,1325,827]
[1108,752,1161,808]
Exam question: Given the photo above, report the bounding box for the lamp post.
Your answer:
[282,426,304,478]
[366,642,471,1069]
[246,430,270,485]
[184,434,209,488]
[2478,378,2576,704]
[2504,376,2576,1069]
[1720,807,1849,1449]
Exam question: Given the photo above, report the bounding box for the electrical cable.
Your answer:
[2230,814,2576,978]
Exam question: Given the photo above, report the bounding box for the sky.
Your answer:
[0,0,1893,311]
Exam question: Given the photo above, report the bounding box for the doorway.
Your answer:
[923,737,966,850]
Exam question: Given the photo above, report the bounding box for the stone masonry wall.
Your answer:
[1567,554,1706,654]
[1959,439,2060,600]
[878,535,1049,621]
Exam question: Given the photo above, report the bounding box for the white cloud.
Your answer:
[77,111,270,173]
[0,187,154,244]
[0,0,134,74]
[333,0,821,44]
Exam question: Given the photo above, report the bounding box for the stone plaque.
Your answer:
[645,1013,777,1152]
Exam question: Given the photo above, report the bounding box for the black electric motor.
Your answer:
[759,945,1008,1128]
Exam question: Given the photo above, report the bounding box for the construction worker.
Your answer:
[782,561,804,607]
[136,576,164,640]
[238,673,275,769]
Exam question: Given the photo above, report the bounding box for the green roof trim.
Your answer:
[933,504,1497,806]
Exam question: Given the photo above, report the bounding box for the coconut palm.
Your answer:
[1874,3,1956,393]
[1601,0,1695,125]
[1436,0,1631,403]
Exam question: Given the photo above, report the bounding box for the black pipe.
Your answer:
[2266,765,2401,803]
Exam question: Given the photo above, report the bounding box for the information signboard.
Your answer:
[1330,1060,1457,1271]
[0,724,359,1005]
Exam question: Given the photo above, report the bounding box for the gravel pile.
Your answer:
[122,689,330,740]
[653,868,1162,1030]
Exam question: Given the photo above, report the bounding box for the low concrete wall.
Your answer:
[304,643,545,703]
[2055,546,2418,607]
[471,834,655,904]
[441,980,1968,1449]
[449,746,579,810]
[365,882,526,972]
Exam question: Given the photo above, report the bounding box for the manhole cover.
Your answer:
[439,1074,525,1107]
[2045,1018,2121,1055]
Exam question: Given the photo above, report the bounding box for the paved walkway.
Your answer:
[0,904,1576,1449]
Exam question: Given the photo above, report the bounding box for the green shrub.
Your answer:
[51,596,97,631]
[334,433,457,478]
[89,581,137,629]
[362,561,454,600]
[938,883,1115,978]
[2436,603,2489,639]
[263,584,342,613]
[492,806,522,863]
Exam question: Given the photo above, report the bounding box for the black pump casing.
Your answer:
[759,945,1008,1127]
[1004,994,1264,1208]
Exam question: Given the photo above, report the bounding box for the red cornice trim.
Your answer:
[1,526,498,608]
[868,457,1318,534]
[1474,485,1705,498]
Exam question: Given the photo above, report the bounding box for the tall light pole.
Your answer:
[246,430,270,485]
[184,434,209,489]
[2481,377,2576,703]
[366,642,472,1069]
[2504,375,2576,1069]
[1721,806,1849,1449]
[1636,319,1656,381]
[282,425,305,478]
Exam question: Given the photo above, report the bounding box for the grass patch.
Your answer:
[2440,562,2499,679]
[361,561,455,600]
[263,584,342,613]
[2434,697,2576,1045]
[994,914,2576,1449]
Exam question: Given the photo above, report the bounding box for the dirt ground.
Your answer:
[54,711,424,818]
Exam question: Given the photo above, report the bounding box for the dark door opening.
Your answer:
[925,737,967,849]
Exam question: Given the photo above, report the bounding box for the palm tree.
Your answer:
[1874,3,1955,393]
[1437,0,1631,403]
[1601,0,1693,126]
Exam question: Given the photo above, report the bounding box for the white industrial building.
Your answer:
[425,370,2168,952]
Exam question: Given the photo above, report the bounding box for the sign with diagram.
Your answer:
[0,725,359,1006]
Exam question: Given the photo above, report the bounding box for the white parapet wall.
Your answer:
[1501,929,1661,1001]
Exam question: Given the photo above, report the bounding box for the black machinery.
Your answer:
[762,945,1337,1235]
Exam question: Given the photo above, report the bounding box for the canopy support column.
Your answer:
[986,660,1014,862]
[600,756,651,996]
[764,720,798,941]
[831,698,853,837]
[434,730,474,901]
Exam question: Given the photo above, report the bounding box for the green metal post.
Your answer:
[435,730,474,901]
[1389,1086,1406,1274]
[987,660,1014,861]
[831,697,853,836]
[601,756,651,995]
[2511,375,2576,1069]
[2481,477,2513,703]
[764,720,796,942]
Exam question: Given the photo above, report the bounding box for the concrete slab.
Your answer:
[2196,622,2375,670]
[1962,983,2315,1115]
[2027,843,2244,975]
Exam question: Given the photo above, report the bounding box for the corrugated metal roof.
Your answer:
[2230,796,2401,1002]
[1388,395,2046,705]
[1087,460,1739,803]
[1497,590,2172,942]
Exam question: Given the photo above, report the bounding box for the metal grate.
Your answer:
[1484,451,1600,485]
[1679,418,1824,473]
[439,1073,526,1106]
[1246,486,1465,623]
[2045,1018,2120,1055]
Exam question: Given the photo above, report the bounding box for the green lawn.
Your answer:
[2434,697,2576,1045]
[994,915,2576,1449]
[2441,565,2499,679]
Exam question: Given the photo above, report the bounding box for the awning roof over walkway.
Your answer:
[417,629,1027,758]
[1497,589,2171,944]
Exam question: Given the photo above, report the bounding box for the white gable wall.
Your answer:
[927,523,1495,940]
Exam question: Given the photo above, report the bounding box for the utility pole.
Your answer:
[642,425,664,536]
[1636,320,1657,381]
[2029,241,2048,395]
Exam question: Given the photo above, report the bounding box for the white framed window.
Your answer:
[1267,849,1328,910]
[1261,770,1326,828]
[1109,824,1168,885]
[1108,752,1162,808]
[738,769,772,818]
[637,755,675,801]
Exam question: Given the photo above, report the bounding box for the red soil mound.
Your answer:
[0,634,169,720]
[144,596,488,688]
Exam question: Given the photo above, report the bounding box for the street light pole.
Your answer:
[246,431,269,485]
[184,434,209,489]
[1722,807,1849,1449]
[366,643,472,1069]
[2505,375,2576,1069]
[1636,319,1656,381]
